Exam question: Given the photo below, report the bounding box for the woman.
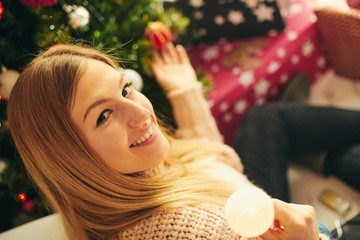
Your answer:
[8,43,328,240]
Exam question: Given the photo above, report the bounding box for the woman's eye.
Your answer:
[122,82,133,97]
[96,109,112,127]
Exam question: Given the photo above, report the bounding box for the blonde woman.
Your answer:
[8,43,329,240]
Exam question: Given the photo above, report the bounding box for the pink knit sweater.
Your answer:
[119,82,330,240]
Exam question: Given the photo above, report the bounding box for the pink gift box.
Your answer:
[187,0,330,145]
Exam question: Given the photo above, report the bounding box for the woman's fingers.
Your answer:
[160,43,177,64]
[261,199,319,240]
[166,43,179,63]
[152,49,164,65]
[150,43,198,92]
[152,43,187,65]
[176,44,190,64]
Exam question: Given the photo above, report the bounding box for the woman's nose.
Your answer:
[125,100,151,128]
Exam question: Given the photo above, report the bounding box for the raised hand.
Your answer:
[150,43,198,92]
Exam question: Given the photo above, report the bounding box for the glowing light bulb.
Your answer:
[225,188,274,237]
[18,193,26,202]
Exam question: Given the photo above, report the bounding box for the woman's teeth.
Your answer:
[131,127,154,147]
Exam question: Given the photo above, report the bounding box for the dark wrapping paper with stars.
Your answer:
[167,0,289,43]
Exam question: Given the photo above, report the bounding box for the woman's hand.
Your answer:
[261,199,320,240]
[150,43,198,92]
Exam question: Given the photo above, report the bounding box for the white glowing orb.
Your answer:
[225,188,274,237]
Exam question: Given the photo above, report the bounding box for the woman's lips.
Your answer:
[130,124,157,148]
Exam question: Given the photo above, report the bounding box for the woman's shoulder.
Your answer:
[119,204,244,240]
[213,142,244,173]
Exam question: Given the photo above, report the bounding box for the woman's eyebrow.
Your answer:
[83,98,111,122]
[83,73,125,123]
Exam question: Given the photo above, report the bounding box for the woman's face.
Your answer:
[71,59,170,174]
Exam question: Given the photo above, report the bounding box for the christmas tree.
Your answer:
[0,0,192,231]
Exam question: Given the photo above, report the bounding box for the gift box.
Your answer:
[315,2,360,79]
[166,0,290,44]
[186,0,330,145]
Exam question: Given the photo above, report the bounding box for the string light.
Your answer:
[18,193,26,202]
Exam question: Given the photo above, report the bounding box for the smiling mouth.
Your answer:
[130,126,154,148]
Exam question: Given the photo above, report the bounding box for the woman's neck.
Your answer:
[137,162,166,177]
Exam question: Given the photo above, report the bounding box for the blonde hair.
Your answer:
[8,44,235,240]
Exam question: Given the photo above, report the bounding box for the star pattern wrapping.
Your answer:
[227,10,245,25]
[165,0,288,43]
[202,46,219,61]
[238,71,255,87]
[253,4,275,22]
[215,15,226,25]
[189,0,204,8]
[244,0,259,8]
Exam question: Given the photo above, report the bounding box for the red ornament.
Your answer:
[23,200,35,213]
[144,21,172,49]
[0,1,4,20]
[20,0,58,7]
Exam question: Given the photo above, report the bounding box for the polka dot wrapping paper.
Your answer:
[185,0,330,145]
[166,0,289,43]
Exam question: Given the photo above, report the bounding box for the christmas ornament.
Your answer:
[20,0,58,7]
[0,1,3,20]
[122,69,143,92]
[23,199,35,213]
[0,68,20,99]
[225,188,274,237]
[144,21,172,49]
[68,6,90,29]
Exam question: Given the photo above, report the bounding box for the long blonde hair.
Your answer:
[8,44,235,240]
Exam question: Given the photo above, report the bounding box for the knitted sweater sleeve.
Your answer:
[119,205,249,240]
[119,204,332,240]
[167,82,244,172]
[167,82,223,143]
